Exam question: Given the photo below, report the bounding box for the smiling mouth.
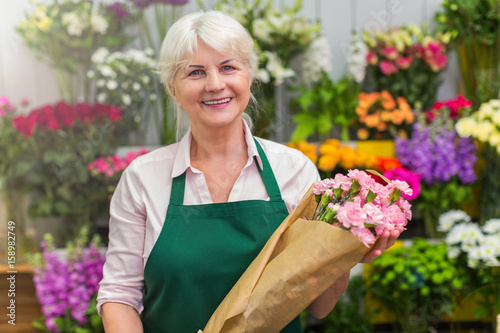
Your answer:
[202,97,232,105]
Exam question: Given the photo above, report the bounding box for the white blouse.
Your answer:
[96,121,320,315]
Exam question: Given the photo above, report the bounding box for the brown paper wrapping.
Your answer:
[200,186,373,333]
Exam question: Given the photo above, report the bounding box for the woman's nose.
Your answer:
[205,72,226,92]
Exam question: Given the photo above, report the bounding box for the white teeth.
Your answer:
[203,98,231,105]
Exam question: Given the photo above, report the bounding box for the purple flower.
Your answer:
[395,119,477,186]
[107,2,129,19]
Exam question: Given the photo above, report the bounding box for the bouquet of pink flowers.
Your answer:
[311,169,412,247]
[200,169,412,333]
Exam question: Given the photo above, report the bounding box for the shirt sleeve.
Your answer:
[96,165,147,316]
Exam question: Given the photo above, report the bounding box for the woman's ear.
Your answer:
[170,84,182,109]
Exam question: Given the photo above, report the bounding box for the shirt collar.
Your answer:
[170,120,263,179]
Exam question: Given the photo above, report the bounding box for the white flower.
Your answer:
[446,245,461,259]
[145,48,155,57]
[438,210,471,232]
[483,219,500,234]
[87,70,95,79]
[133,82,141,91]
[446,222,481,245]
[90,10,108,34]
[121,82,129,89]
[122,94,131,106]
[91,48,109,64]
[256,68,270,84]
[119,64,128,74]
[492,111,500,126]
[142,76,151,85]
[347,34,368,83]
[467,258,479,269]
[488,130,500,148]
[97,93,107,103]
[303,36,333,84]
[62,12,86,36]
[100,65,116,78]
[107,80,118,90]
[96,79,105,88]
[149,94,157,101]
[264,51,295,85]
[252,18,272,43]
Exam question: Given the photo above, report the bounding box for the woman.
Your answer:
[97,10,401,333]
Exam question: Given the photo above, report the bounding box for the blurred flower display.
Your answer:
[358,24,450,110]
[0,97,122,241]
[287,139,387,179]
[438,210,500,326]
[355,90,414,140]
[456,99,500,222]
[89,47,158,144]
[396,95,477,238]
[435,0,500,107]
[31,229,105,332]
[16,0,131,102]
[88,147,149,198]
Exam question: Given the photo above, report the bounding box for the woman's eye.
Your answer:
[188,69,203,76]
[222,65,234,72]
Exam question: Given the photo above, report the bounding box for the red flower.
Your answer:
[432,101,444,110]
[376,156,403,172]
[395,55,413,69]
[95,103,123,122]
[76,103,93,123]
[12,113,37,137]
[107,105,123,122]
[35,105,60,131]
[366,51,378,65]
[379,60,398,75]
[380,46,399,60]
[54,102,75,127]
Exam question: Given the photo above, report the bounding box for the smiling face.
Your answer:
[171,42,252,133]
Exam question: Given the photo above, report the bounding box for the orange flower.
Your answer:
[355,105,368,116]
[391,108,405,125]
[339,146,357,169]
[397,129,409,139]
[377,156,402,172]
[318,154,339,171]
[380,110,392,122]
[323,139,340,147]
[376,122,388,132]
[364,113,381,128]
[357,128,369,140]
[381,90,396,110]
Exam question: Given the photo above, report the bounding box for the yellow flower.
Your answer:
[488,130,500,149]
[455,117,477,137]
[475,121,494,143]
[318,154,338,172]
[492,112,500,126]
[339,146,357,169]
[286,141,317,164]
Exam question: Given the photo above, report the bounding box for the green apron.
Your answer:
[142,139,303,333]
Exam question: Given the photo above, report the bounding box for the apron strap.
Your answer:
[169,137,283,205]
[253,138,283,202]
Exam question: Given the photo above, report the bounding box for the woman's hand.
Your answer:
[360,226,404,263]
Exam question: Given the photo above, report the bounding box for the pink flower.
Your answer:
[336,201,367,229]
[379,60,398,75]
[396,197,412,220]
[0,96,15,116]
[313,180,329,195]
[384,167,421,200]
[347,169,375,190]
[368,181,390,206]
[350,227,376,247]
[396,55,413,69]
[363,202,385,226]
[380,46,399,60]
[366,51,378,65]
[383,205,407,228]
[333,173,351,191]
[12,113,37,137]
